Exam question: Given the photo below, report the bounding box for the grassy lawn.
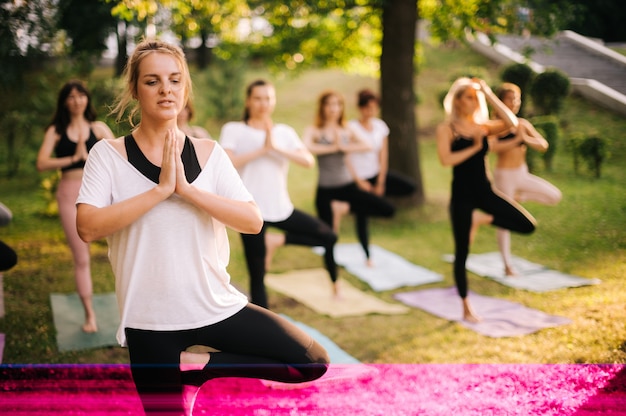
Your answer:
[0,42,624,365]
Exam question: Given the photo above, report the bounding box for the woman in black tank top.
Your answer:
[436,77,536,323]
[36,80,115,333]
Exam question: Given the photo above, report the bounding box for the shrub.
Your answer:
[530,115,560,171]
[529,69,570,115]
[579,136,610,178]
[564,133,585,175]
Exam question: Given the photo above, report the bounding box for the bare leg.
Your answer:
[80,295,98,333]
[462,297,481,323]
[331,200,350,234]
[469,210,493,245]
[264,232,285,271]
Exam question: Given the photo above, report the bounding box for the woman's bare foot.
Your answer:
[265,232,285,270]
[82,305,98,333]
[462,298,481,323]
[331,200,350,233]
[469,210,493,245]
[180,351,211,372]
[504,264,518,277]
[332,280,342,300]
[82,318,98,333]
[365,258,374,268]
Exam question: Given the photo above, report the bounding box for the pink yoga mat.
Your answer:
[1,364,624,415]
[394,287,571,337]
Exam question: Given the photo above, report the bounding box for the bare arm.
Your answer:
[476,79,519,136]
[78,132,263,242]
[436,123,483,167]
[36,127,78,172]
[338,126,372,154]
[519,118,549,152]
[303,126,340,155]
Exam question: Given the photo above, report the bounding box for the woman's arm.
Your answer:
[436,123,483,167]
[477,79,519,136]
[338,126,372,154]
[176,140,263,234]
[77,134,178,242]
[519,118,549,152]
[303,126,339,155]
[36,127,77,172]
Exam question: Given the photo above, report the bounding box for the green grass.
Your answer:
[1,42,624,365]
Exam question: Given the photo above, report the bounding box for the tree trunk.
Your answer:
[115,21,128,77]
[380,0,424,205]
[196,29,212,69]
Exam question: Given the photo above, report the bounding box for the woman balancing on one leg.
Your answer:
[338,89,416,266]
[436,77,536,323]
[36,79,116,333]
[490,83,562,276]
[219,79,338,308]
[303,90,395,289]
[76,39,328,416]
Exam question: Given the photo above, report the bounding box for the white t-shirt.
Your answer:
[347,118,390,180]
[76,140,251,347]
[219,121,303,222]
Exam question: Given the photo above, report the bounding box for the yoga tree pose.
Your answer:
[220,79,338,308]
[76,39,328,416]
[303,90,395,288]
[490,82,562,276]
[36,79,115,333]
[436,77,536,322]
[333,89,416,266]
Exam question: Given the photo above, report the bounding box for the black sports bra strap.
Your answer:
[124,135,202,184]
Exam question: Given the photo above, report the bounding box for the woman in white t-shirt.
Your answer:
[76,40,328,416]
[339,89,416,265]
[220,79,338,306]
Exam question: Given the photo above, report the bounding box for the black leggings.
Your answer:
[316,183,395,240]
[125,303,329,415]
[352,171,415,258]
[241,208,337,308]
[0,240,17,271]
[450,186,535,298]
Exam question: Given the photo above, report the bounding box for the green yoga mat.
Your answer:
[50,292,120,352]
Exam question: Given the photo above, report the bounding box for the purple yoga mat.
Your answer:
[394,287,571,337]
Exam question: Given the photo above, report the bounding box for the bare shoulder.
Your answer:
[91,121,115,139]
[190,137,216,165]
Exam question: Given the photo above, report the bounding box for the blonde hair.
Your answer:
[443,77,489,124]
[111,39,192,127]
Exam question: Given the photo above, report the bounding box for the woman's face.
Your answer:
[455,86,479,117]
[323,95,343,122]
[501,90,521,114]
[135,52,185,122]
[246,85,276,119]
[359,99,379,119]
[65,88,88,116]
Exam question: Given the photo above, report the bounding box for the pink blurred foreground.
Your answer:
[1,363,625,415]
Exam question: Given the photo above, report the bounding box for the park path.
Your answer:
[470,30,626,116]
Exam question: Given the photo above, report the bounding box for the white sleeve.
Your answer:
[211,143,254,202]
[77,141,113,208]
[218,122,241,151]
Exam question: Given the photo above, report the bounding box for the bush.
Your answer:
[500,62,535,116]
[564,133,585,174]
[530,115,560,171]
[529,69,570,115]
[579,136,610,178]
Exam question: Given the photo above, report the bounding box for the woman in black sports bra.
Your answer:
[36,80,115,332]
[436,77,536,322]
